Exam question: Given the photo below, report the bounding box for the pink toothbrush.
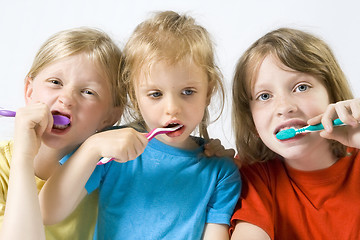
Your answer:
[0,109,70,126]
[145,125,183,141]
[97,124,183,165]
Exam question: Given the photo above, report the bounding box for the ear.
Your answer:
[98,106,124,130]
[24,76,34,104]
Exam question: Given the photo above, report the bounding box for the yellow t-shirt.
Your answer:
[0,140,98,240]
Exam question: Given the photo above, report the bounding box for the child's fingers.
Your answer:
[307,114,323,126]
[37,109,54,136]
[204,139,236,158]
[320,104,339,132]
[310,100,360,133]
[16,103,53,136]
[112,130,148,162]
[204,139,223,157]
[349,99,360,123]
[216,148,236,158]
[333,100,358,127]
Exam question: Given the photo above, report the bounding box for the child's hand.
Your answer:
[204,138,236,158]
[88,128,148,164]
[13,103,53,158]
[308,99,360,148]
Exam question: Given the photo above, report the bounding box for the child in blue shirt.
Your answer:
[40,11,241,240]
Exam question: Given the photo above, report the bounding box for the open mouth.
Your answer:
[274,124,305,135]
[165,123,181,128]
[52,112,71,130]
[53,122,70,130]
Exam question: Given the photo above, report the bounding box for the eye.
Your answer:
[48,78,62,86]
[294,84,310,92]
[82,89,95,95]
[182,89,194,96]
[257,93,271,101]
[149,91,162,98]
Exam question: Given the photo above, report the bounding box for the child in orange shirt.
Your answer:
[230,27,360,239]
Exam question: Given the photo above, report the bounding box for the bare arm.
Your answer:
[0,104,53,240]
[231,221,270,240]
[39,140,97,225]
[39,128,148,225]
[0,152,46,240]
[202,223,229,240]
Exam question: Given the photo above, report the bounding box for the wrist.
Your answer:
[80,134,103,163]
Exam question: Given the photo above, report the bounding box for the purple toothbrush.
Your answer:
[97,124,183,165]
[0,109,70,126]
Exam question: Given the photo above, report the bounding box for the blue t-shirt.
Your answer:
[84,136,241,239]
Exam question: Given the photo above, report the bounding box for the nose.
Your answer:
[275,95,297,117]
[165,95,181,116]
[58,89,74,107]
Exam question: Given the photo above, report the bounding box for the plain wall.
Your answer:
[1,0,359,150]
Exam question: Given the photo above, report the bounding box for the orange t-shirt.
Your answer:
[231,148,360,239]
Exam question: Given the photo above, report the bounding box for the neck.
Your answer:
[284,141,338,171]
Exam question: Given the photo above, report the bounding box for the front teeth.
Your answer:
[277,125,303,133]
[166,123,180,128]
[53,124,69,130]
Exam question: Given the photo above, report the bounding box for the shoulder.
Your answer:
[240,158,285,184]
[103,123,147,133]
[0,140,12,170]
[241,157,283,172]
[203,155,241,183]
[0,141,12,204]
[0,140,13,153]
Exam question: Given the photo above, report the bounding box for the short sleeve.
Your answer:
[206,159,241,225]
[59,149,76,165]
[230,163,274,238]
[85,164,106,194]
[0,141,12,226]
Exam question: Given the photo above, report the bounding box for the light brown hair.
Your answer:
[27,27,126,109]
[123,11,224,138]
[232,27,353,164]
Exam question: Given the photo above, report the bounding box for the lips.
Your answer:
[163,121,184,137]
[165,123,181,128]
[166,125,185,137]
[274,119,307,135]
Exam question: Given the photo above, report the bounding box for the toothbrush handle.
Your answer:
[0,109,70,125]
[307,118,344,131]
[332,118,345,126]
[97,157,113,165]
[0,110,16,117]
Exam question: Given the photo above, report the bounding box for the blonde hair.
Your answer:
[123,11,224,138]
[232,27,354,164]
[27,27,126,109]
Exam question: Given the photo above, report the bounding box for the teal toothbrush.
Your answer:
[276,118,345,140]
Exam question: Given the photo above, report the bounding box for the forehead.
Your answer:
[36,54,107,84]
[250,54,293,87]
[137,60,207,86]
[48,53,104,74]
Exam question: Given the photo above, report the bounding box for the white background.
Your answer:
[0,0,359,150]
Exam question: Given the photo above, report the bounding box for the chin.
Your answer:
[42,135,73,150]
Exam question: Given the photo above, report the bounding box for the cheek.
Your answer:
[27,88,52,104]
[250,105,263,127]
